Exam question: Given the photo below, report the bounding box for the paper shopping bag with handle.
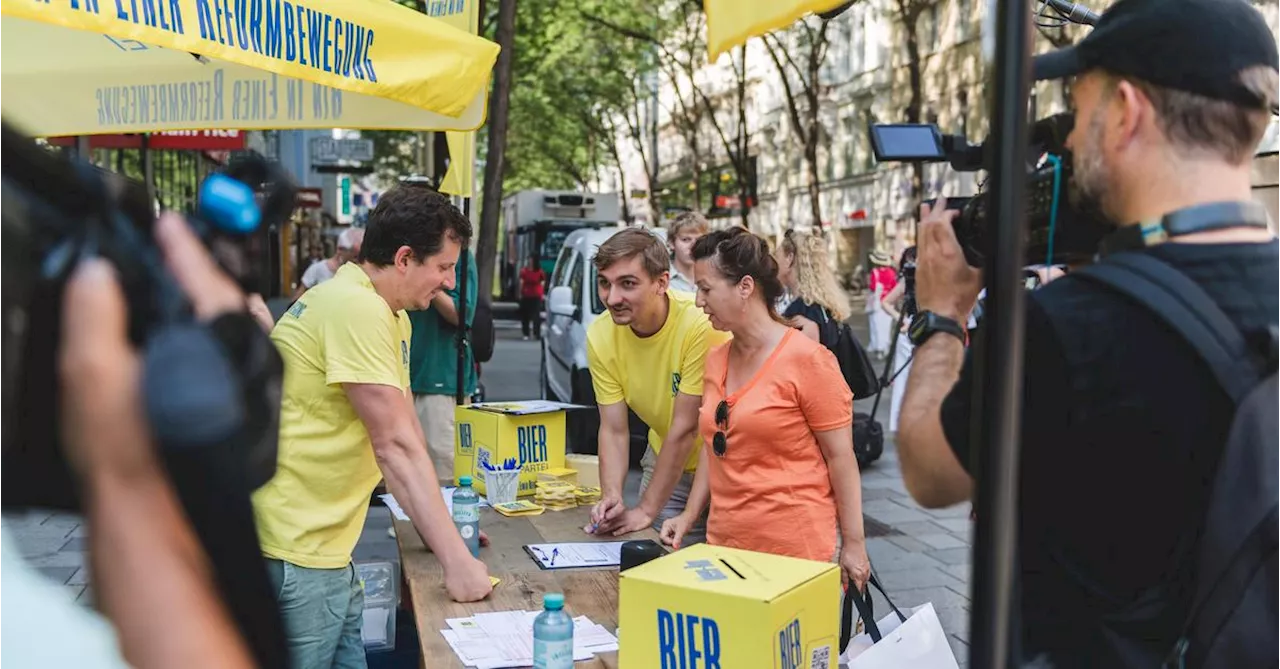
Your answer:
[841,573,959,669]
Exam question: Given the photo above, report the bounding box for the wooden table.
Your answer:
[394,505,659,668]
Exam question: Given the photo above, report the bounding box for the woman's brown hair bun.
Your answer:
[691,227,784,313]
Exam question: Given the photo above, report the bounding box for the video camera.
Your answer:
[869,113,1114,268]
[1,121,292,667]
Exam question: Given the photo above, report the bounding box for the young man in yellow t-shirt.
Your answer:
[586,228,729,543]
[253,186,491,669]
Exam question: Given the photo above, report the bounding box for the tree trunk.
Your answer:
[736,44,751,229]
[806,137,822,228]
[900,2,925,204]
[692,145,703,211]
[608,139,632,224]
[475,0,516,302]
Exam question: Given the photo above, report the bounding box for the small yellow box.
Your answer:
[537,467,579,485]
[454,401,570,498]
[564,454,600,488]
[619,544,841,669]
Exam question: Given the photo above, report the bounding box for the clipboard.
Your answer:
[523,542,626,570]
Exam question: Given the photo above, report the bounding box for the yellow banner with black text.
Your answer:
[1,0,498,135]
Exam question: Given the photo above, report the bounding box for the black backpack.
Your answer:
[812,308,884,468]
[458,250,495,364]
[470,297,495,364]
[815,308,879,400]
[1076,252,1278,669]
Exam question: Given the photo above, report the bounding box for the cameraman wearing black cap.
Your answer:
[896,0,1277,665]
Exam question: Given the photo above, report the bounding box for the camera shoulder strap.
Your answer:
[1098,201,1271,257]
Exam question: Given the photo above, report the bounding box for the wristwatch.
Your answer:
[908,311,966,347]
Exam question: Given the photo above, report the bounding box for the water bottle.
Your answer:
[533,593,574,669]
[452,476,480,558]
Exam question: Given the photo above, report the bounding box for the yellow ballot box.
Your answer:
[454,401,584,497]
[619,544,841,669]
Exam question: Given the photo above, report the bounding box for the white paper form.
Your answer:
[573,616,620,652]
[379,488,489,522]
[439,609,617,667]
[524,541,626,569]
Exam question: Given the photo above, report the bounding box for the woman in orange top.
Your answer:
[660,227,871,592]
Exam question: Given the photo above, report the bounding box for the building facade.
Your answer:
[599,0,1279,278]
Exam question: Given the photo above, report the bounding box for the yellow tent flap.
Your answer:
[704,0,850,61]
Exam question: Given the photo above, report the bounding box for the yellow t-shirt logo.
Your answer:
[671,372,681,397]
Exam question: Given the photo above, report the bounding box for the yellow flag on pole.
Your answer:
[440,130,476,196]
[704,0,851,61]
[437,0,481,197]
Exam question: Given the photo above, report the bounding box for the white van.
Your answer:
[539,226,665,460]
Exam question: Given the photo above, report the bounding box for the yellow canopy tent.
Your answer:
[704,0,851,61]
[1,0,500,135]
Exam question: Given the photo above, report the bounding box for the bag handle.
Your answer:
[840,572,907,651]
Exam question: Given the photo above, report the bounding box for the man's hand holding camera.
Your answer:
[894,198,980,509]
[58,213,255,669]
[915,198,983,325]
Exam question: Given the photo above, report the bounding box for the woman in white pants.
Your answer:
[880,248,917,433]
[864,251,897,357]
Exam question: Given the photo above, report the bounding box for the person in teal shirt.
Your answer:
[409,249,479,485]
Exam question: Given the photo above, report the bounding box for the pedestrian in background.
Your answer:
[294,228,364,300]
[667,211,709,295]
[881,246,918,433]
[518,254,545,341]
[865,250,897,358]
[775,229,852,342]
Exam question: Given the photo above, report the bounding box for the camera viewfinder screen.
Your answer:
[870,125,945,161]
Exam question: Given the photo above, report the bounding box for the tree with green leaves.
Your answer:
[584,1,755,227]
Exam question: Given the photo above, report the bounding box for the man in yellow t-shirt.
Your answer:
[254,186,491,669]
[586,228,729,544]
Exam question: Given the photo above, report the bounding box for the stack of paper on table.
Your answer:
[534,481,577,510]
[378,487,490,522]
[440,609,620,668]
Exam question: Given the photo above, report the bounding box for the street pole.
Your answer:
[142,133,155,211]
[75,136,91,163]
[456,198,471,405]
[969,0,1031,666]
[649,44,660,218]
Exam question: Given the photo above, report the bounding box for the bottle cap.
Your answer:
[459,475,472,487]
[543,593,565,610]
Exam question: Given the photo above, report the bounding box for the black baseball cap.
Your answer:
[1034,0,1279,112]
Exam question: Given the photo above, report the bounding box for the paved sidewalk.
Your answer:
[856,443,973,667]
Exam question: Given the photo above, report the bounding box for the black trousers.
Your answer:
[519,297,542,338]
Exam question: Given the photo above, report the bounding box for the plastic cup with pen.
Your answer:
[480,456,522,505]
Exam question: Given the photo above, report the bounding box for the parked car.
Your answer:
[539,227,665,467]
